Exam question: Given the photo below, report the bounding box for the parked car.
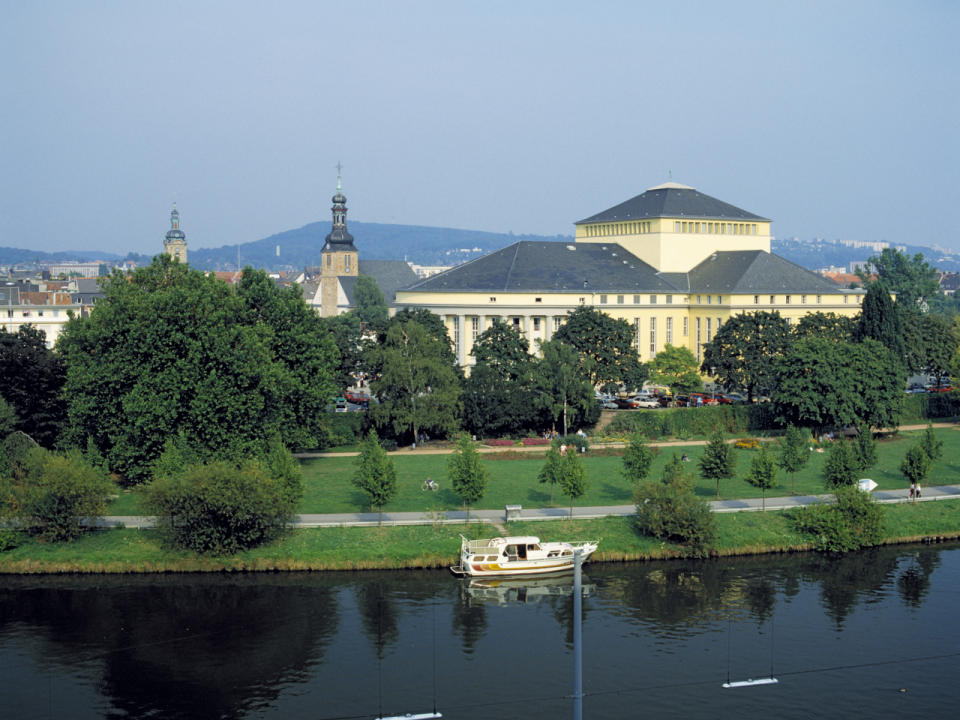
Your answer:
[630,396,660,409]
[615,397,640,409]
[334,397,348,413]
[600,400,618,409]
[722,392,748,404]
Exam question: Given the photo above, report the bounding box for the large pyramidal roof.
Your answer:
[576,182,770,224]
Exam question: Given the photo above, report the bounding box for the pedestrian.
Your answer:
[560,443,567,456]
[916,482,922,499]
[910,481,916,500]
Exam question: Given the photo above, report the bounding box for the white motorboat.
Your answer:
[450,535,599,578]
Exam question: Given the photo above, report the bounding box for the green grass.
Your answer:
[104,427,960,517]
[5,500,960,573]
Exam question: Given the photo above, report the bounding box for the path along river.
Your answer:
[2,542,959,719]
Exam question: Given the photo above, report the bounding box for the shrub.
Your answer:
[146,455,302,555]
[823,439,859,488]
[734,437,760,450]
[0,527,23,552]
[17,451,113,543]
[561,434,590,454]
[322,412,366,448]
[790,486,884,552]
[633,477,716,556]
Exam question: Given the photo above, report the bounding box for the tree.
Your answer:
[0,397,15,438]
[58,257,339,483]
[648,343,702,394]
[777,425,810,495]
[388,308,457,366]
[701,311,790,401]
[856,281,907,365]
[538,446,563,505]
[634,452,715,555]
[147,457,302,553]
[823,440,858,489]
[744,445,778,512]
[920,424,943,464]
[552,306,642,389]
[621,432,656,484]
[461,320,539,437]
[558,450,587,519]
[853,426,878,472]
[353,274,389,330]
[698,430,737,497]
[859,248,940,312]
[0,325,67,447]
[368,319,462,444]
[447,433,488,522]
[534,339,596,436]
[322,311,373,391]
[353,430,397,525]
[14,449,113,542]
[793,312,856,342]
[900,443,931,500]
[773,337,903,435]
[917,314,958,387]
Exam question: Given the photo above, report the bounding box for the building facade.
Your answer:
[394,182,865,369]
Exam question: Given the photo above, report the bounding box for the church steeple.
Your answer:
[163,203,188,263]
[323,165,356,251]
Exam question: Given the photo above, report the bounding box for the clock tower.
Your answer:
[163,204,188,264]
[320,169,359,316]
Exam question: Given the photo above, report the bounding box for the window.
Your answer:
[579,297,586,304]
[554,316,563,331]
[617,295,624,304]
[666,317,673,344]
[707,295,712,305]
[801,295,807,304]
[649,317,657,355]
[706,317,712,343]
[489,296,496,302]
[696,318,702,361]
[844,295,849,304]
[666,294,673,304]
[697,295,702,304]
[682,222,688,232]
[600,294,608,304]
[785,295,791,304]
[533,317,541,331]
[675,221,681,232]
[754,295,759,304]
[453,318,461,358]
[634,318,642,351]
[326,254,332,267]
[770,295,775,304]
[345,254,351,272]
[683,317,689,336]
[633,295,640,304]
[512,317,521,329]
[535,297,542,303]
[649,295,657,304]
[817,295,822,304]
[471,316,479,341]
[717,296,722,304]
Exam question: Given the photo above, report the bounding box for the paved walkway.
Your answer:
[99,483,960,530]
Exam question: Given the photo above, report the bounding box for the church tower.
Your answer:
[320,170,358,316]
[163,204,188,264]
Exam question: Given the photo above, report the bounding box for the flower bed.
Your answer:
[520,437,551,446]
[484,438,516,447]
[734,437,760,450]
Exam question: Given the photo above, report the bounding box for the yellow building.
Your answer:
[394,182,864,368]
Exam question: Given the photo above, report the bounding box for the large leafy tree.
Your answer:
[917,313,958,386]
[321,311,374,392]
[553,306,642,389]
[793,311,856,342]
[534,339,597,436]
[700,310,790,401]
[461,320,540,437]
[0,325,67,448]
[772,337,903,434]
[447,433,488,521]
[368,319,462,443]
[648,343,702,394]
[858,248,940,312]
[57,257,339,483]
[388,307,457,366]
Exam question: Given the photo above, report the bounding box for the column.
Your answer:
[456,314,467,367]
[544,315,553,342]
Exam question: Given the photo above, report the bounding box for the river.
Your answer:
[2,543,959,719]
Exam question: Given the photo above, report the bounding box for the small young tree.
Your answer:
[823,439,859,489]
[745,445,779,512]
[447,433,488,522]
[853,425,878,472]
[353,430,397,526]
[900,443,931,501]
[621,432,656,484]
[920,424,943,464]
[777,425,810,495]
[699,430,737,497]
[558,450,587,520]
[538,446,563,505]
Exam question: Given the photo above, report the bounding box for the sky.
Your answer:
[1,1,958,256]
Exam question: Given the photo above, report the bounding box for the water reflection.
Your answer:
[1,542,958,719]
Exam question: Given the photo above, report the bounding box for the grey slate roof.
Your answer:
[404,241,677,294]
[577,186,769,224]
[686,251,848,294]
[352,260,419,305]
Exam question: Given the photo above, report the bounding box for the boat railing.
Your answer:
[460,535,502,553]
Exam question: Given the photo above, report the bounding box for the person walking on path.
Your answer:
[910,481,916,500]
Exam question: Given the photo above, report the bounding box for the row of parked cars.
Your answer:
[596,390,763,410]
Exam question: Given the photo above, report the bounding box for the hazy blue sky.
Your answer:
[2,1,958,256]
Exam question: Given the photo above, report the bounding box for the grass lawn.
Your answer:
[104,427,960,517]
[5,501,960,573]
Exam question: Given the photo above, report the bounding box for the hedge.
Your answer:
[901,392,960,424]
[319,412,367,449]
[606,404,780,439]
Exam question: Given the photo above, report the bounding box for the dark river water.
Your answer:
[2,543,959,719]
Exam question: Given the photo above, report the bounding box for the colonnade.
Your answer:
[446,313,564,367]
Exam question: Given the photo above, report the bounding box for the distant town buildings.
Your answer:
[1,276,103,347]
